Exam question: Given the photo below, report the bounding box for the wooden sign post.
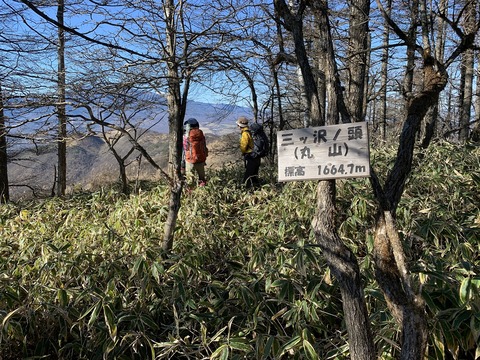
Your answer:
[277,122,370,182]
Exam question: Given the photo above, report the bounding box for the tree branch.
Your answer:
[20,0,155,60]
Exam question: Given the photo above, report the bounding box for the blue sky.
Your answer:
[5,0,268,109]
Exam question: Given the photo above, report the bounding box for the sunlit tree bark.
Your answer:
[161,0,185,251]
[372,1,479,358]
[309,2,350,124]
[421,0,447,147]
[403,0,418,103]
[0,81,8,203]
[379,0,391,140]
[458,0,476,142]
[346,0,370,123]
[56,0,66,196]
[473,50,480,141]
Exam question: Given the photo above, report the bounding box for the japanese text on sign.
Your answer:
[277,122,370,182]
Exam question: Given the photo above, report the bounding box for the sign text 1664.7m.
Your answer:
[277,122,370,182]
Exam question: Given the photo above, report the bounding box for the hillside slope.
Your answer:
[8,131,241,201]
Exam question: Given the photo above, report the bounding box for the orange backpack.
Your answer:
[186,128,208,163]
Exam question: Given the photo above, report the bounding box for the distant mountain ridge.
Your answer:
[8,130,241,202]
[6,98,251,200]
[146,100,253,134]
[6,96,252,145]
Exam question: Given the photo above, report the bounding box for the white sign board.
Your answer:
[277,122,370,182]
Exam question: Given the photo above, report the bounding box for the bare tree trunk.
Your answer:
[421,105,439,148]
[275,1,375,358]
[346,0,370,123]
[101,132,133,195]
[371,211,427,359]
[311,1,350,124]
[434,0,447,64]
[459,0,476,141]
[403,0,418,101]
[312,51,326,126]
[162,0,185,252]
[274,0,323,125]
[386,60,448,208]
[369,0,478,355]
[99,125,136,195]
[56,0,67,197]
[111,147,131,195]
[370,50,448,359]
[379,0,391,140]
[237,67,259,121]
[312,181,376,360]
[163,73,185,253]
[421,0,447,147]
[274,7,287,131]
[313,4,333,125]
[273,66,285,130]
[473,50,480,142]
[118,160,129,194]
[0,81,8,203]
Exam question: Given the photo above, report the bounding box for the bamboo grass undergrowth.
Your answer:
[0,141,479,359]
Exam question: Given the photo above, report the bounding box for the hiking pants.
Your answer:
[243,156,261,188]
[186,161,206,184]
